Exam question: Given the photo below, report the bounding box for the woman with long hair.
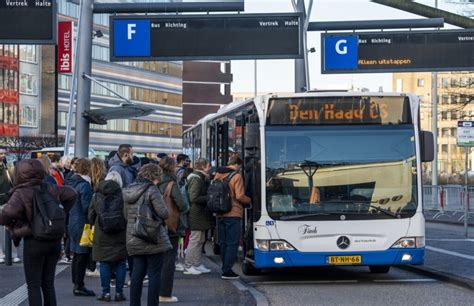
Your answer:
[158,157,188,303]
[64,158,96,297]
[91,157,106,192]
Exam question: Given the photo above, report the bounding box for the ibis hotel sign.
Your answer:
[0,0,56,44]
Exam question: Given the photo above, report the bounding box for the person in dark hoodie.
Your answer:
[214,156,251,280]
[158,157,189,303]
[123,163,171,306]
[64,158,96,297]
[88,171,127,302]
[0,159,77,306]
[108,144,136,188]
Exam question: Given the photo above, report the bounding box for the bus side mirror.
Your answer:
[245,123,259,150]
[420,131,434,162]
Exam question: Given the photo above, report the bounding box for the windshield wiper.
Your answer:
[369,205,400,218]
[280,213,332,221]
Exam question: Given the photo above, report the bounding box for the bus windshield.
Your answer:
[265,125,418,220]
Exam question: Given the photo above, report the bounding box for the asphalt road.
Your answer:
[227,264,472,306]
[210,222,474,305]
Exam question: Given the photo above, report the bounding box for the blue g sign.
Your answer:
[324,35,358,71]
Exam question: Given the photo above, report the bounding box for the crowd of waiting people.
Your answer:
[0,144,250,306]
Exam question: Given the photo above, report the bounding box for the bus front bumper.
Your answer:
[253,248,424,268]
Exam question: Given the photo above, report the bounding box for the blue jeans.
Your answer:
[130,253,164,306]
[218,217,241,274]
[100,260,126,294]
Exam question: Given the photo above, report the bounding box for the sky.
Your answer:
[230,0,465,94]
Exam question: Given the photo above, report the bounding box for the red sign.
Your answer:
[0,124,19,137]
[0,89,19,103]
[58,21,73,74]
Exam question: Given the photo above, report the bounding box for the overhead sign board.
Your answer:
[322,30,474,74]
[110,13,302,61]
[0,0,56,44]
[457,121,474,147]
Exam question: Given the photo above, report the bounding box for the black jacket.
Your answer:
[88,180,127,262]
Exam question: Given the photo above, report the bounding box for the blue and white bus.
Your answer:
[183,92,434,274]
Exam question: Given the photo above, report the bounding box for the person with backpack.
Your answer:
[88,171,127,302]
[184,158,212,276]
[0,159,77,306]
[64,158,96,297]
[213,156,251,280]
[123,163,171,306]
[158,157,189,303]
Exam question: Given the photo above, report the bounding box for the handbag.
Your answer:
[79,224,94,247]
[132,187,161,244]
[162,181,180,234]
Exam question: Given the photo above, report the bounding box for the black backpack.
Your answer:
[96,192,127,234]
[31,184,66,241]
[206,172,238,214]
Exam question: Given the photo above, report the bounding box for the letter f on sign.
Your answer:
[127,24,136,40]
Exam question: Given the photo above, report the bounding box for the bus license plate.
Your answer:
[328,256,362,265]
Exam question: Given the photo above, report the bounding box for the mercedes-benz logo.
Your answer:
[337,236,350,249]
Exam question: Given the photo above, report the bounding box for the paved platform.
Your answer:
[408,222,474,290]
[0,256,255,306]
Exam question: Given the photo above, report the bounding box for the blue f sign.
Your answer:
[114,19,151,57]
[324,36,358,71]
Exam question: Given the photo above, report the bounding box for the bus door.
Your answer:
[242,111,261,263]
[215,121,229,167]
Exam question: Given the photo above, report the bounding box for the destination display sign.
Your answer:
[111,13,302,61]
[322,30,474,74]
[0,0,56,44]
[266,96,412,125]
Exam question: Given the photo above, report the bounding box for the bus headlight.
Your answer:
[270,241,295,251]
[256,240,269,251]
[391,237,425,248]
[256,240,295,251]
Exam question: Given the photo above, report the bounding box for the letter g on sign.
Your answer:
[335,39,348,55]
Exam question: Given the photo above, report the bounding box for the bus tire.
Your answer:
[369,265,390,273]
[213,242,221,255]
[242,260,262,276]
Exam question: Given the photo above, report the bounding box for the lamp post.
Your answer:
[160,126,172,154]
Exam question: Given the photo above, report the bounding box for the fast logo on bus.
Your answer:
[267,96,411,126]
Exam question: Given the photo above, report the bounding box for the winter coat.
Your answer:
[176,166,187,188]
[108,154,136,188]
[0,163,12,205]
[65,174,93,254]
[88,180,127,262]
[44,174,57,185]
[214,166,251,219]
[123,181,172,256]
[187,170,213,231]
[0,159,77,245]
[157,174,189,237]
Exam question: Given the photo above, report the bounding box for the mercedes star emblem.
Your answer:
[337,236,350,249]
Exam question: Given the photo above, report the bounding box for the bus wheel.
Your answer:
[369,265,391,273]
[213,242,221,255]
[242,260,262,276]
